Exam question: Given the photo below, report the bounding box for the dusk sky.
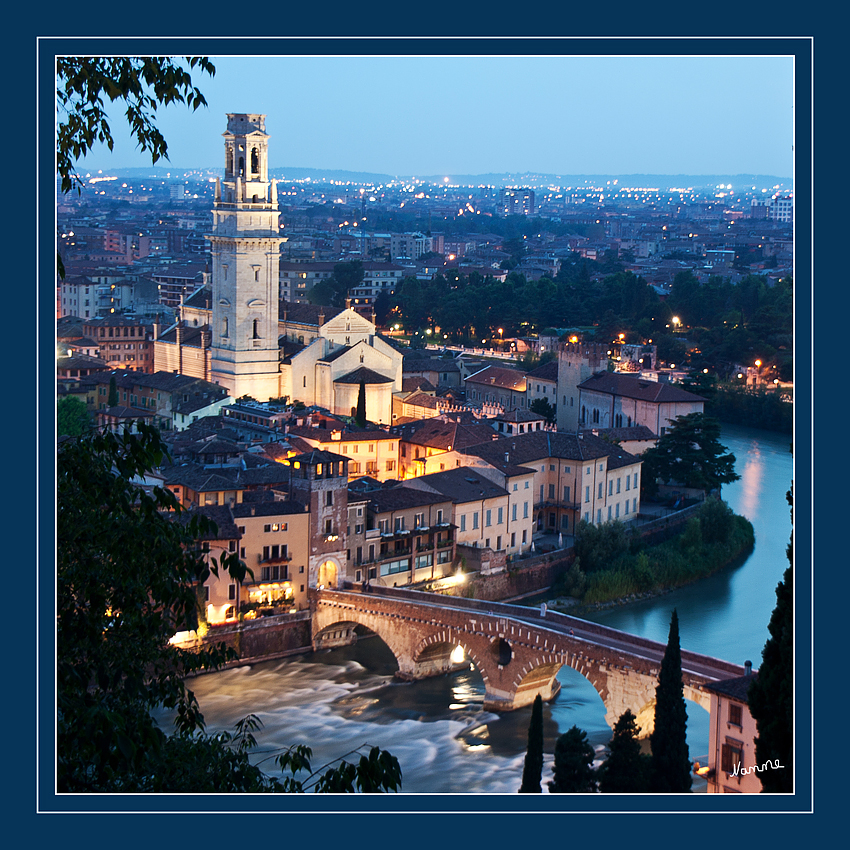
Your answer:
[71,51,795,181]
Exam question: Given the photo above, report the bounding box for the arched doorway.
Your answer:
[318,559,338,588]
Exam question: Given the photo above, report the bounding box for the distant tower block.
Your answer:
[209,113,284,400]
[556,341,609,432]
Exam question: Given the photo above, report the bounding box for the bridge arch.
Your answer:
[311,589,742,723]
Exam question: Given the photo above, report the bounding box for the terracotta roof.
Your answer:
[466,365,527,391]
[582,425,658,441]
[461,430,642,471]
[365,487,451,514]
[393,415,499,451]
[526,359,559,381]
[410,466,508,504]
[279,300,345,326]
[579,372,705,404]
[704,674,757,703]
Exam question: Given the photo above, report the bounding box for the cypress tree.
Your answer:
[519,694,544,793]
[548,725,597,793]
[650,609,692,792]
[747,487,793,792]
[107,375,119,408]
[355,379,367,427]
[598,709,651,793]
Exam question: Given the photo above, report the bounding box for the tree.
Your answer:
[598,710,651,793]
[649,609,692,792]
[107,375,119,407]
[55,58,215,280]
[548,725,597,793]
[573,519,630,573]
[519,694,544,793]
[56,57,215,196]
[747,486,793,792]
[57,424,401,792]
[355,379,367,427]
[57,396,92,437]
[529,397,556,424]
[641,412,740,498]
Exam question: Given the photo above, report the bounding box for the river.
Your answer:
[160,423,793,794]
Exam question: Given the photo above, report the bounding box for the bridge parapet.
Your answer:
[312,588,744,726]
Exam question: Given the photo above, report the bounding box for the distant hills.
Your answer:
[85,165,792,190]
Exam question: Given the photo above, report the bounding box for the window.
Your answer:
[324,519,332,534]
[497,507,503,525]
[608,481,613,496]
[549,484,555,499]
[626,476,631,491]
[228,584,236,600]
[728,704,743,727]
[616,478,621,494]
[472,512,479,530]
[564,486,571,502]
[598,483,604,499]
[395,516,405,532]
[721,741,744,775]
[485,510,491,527]
[633,473,638,488]
[460,515,466,532]
[326,492,333,506]
[436,509,444,524]
[523,502,529,519]
[414,513,424,528]
[585,486,590,503]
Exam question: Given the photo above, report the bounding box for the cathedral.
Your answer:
[153,113,402,423]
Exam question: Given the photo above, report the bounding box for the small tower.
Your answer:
[209,114,284,400]
[287,450,349,590]
[556,341,609,432]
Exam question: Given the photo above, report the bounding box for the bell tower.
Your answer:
[209,113,283,400]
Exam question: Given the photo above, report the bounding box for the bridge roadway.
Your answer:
[311,585,745,733]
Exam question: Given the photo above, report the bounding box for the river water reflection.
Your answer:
[168,424,792,794]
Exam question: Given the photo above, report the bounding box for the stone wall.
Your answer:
[191,611,313,667]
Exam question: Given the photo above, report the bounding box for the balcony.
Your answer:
[258,551,292,565]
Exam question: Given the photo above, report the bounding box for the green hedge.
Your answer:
[580,506,754,606]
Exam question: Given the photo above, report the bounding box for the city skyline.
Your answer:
[69,50,795,182]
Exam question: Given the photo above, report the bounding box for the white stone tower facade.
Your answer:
[209,113,283,400]
[556,341,609,432]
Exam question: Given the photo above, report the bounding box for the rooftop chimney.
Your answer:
[744,660,752,676]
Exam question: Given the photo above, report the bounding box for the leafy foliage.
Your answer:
[56,57,215,195]
[548,726,597,793]
[649,609,692,792]
[57,424,401,793]
[529,397,556,424]
[519,694,544,793]
[57,396,92,437]
[641,412,740,497]
[573,519,631,573]
[58,423,246,791]
[598,710,651,793]
[747,486,793,792]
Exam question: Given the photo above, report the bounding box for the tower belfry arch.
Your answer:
[209,113,284,400]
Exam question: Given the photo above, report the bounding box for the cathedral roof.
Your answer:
[335,366,395,385]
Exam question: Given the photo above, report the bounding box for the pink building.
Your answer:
[703,670,765,793]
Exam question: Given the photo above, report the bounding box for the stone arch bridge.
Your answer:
[311,587,745,734]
